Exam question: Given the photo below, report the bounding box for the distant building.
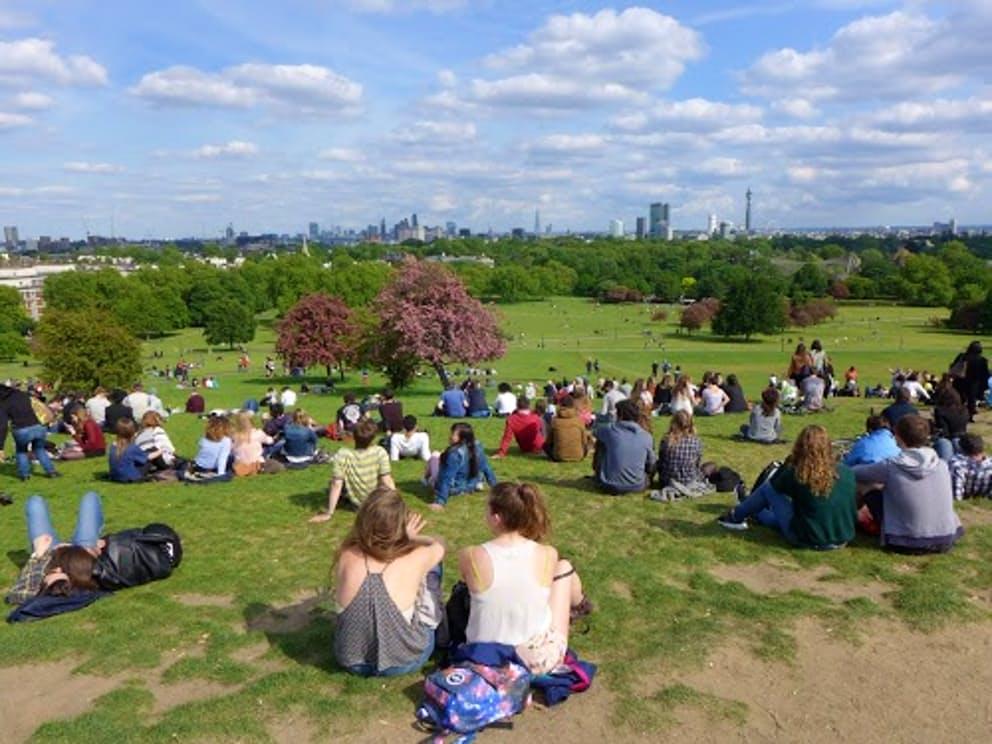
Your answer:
[708,213,718,235]
[635,217,647,239]
[3,226,19,248]
[445,221,457,237]
[425,253,495,268]
[511,228,526,239]
[719,221,730,239]
[534,209,541,236]
[609,219,624,238]
[458,228,471,238]
[745,188,753,233]
[411,213,419,228]
[308,222,319,240]
[649,202,670,237]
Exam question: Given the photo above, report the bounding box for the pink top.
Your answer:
[232,428,273,465]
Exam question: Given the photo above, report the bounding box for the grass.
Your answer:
[1,298,991,741]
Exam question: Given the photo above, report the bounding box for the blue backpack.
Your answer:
[416,661,531,743]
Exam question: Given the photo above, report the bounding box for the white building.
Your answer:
[0,264,77,319]
[609,219,624,238]
[708,214,718,235]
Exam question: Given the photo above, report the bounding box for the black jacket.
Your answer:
[0,385,41,448]
[93,523,183,590]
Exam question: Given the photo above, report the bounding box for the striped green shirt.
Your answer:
[333,446,391,506]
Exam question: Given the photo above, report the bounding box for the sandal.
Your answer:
[570,595,595,621]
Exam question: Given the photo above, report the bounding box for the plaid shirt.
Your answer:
[658,435,704,486]
[4,550,53,605]
[949,455,992,501]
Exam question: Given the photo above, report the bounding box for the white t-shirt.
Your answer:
[495,391,517,415]
[86,395,110,425]
[280,389,298,407]
[390,431,431,461]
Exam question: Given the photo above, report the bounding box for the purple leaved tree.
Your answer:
[367,258,505,388]
[275,293,356,377]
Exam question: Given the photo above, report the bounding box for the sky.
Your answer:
[0,0,990,239]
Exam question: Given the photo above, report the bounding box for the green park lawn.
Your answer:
[1,298,990,742]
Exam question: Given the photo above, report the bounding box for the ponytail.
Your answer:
[488,482,551,542]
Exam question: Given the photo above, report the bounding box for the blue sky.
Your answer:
[0,0,989,238]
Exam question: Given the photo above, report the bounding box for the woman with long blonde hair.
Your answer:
[718,424,857,549]
[333,487,445,677]
[231,410,273,476]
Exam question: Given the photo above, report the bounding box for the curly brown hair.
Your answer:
[790,425,836,496]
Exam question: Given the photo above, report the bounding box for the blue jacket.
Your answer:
[441,389,467,417]
[108,444,149,482]
[435,442,497,505]
[282,423,317,458]
[843,429,900,467]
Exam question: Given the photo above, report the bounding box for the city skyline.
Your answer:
[0,1,989,238]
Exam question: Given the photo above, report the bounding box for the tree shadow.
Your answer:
[243,594,337,673]
[669,333,765,344]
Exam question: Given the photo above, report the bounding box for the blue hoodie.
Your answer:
[843,428,900,467]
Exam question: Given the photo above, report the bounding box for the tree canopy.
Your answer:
[712,275,788,340]
[275,293,356,374]
[34,310,141,391]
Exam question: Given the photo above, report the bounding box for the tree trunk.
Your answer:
[434,362,449,388]
[338,362,345,381]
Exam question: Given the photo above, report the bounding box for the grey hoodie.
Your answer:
[853,447,963,550]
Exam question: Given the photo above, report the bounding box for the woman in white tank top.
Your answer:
[459,482,593,674]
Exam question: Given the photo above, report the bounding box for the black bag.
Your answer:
[707,466,743,492]
[445,581,471,648]
[93,523,183,590]
[752,461,783,493]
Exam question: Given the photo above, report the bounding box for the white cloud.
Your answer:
[192,140,259,159]
[64,161,125,174]
[462,8,703,110]
[614,98,764,132]
[696,157,749,176]
[392,120,476,144]
[430,193,457,212]
[10,91,53,110]
[131,63,362,113]
[0,38,107,86]
[437,69,457,87]
[865,97,992,131]
[318,147,365,162]
[771,98,819,119]
[0,111,31,128]
[532,134,607,152]
[173,193,221,203]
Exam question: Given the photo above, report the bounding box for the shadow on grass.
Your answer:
[288,490,330,513]
[395,480,435,505]
[526,474,603,495]
[5,549,28,569]
[244,595,337,673]
[668,333,765,344]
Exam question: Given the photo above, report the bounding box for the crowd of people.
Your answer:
[2,337,991,694]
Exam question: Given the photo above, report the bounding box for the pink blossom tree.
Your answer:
[366,258,505,387]
[275,293,356,376]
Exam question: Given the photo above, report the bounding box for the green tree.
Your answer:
[202,299,256,348]
[0,286,32,336]
[790,262,830,299]
[895,254,954,307]
[34,310,141,391]
[712,275,787,340]
[0,332,29,359]
[488,265,540,303]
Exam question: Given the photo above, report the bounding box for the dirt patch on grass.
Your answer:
[174,593,236,608]
[609,580,633,600]
[710,561,893,605]
[0,660,126,743]
[675,618,992,742]
[147,677,239,714]
[266,711,319,744]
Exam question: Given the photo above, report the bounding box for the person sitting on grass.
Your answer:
[333,487,445,677]
[740,388,782,443]
[438,383,468,418]
[852,415,963,553]
[61,407,106,460]
[311,419,394,523]
[599,379,626,422]
[5,491,103,605]
[949,433,992,500]
[279,409,318,466]
[108,418,150,483]
[544,395,591,463]
[184,388,205,415]
[378,388,404,434]
[427,422,497,511]
[787,343,814,384]
[494,382,517,417]
[719,425,856,549]
[103,389,134,433]
[669,375,698,418]
[843,415,900,467]
[263,402,289,439]
[655,411,712,500]
[801,372,826,412]
[722,374,750,414]
[466,381,492,418]
[932,386,970,462]
[494,397,546,459]
[459,482,592,676]
[697,373,730,416]
[231,410,275,476]
[389,415,431,462]
[134,411,177,472]
[653,374,674,414]
[881,386,918,429]
[336,393,363,437]
[188,415,233,481]
[592,399,656,495]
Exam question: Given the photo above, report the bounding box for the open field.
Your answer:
[1,299,991,742]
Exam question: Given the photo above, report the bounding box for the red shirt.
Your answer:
[498,410,546,456]
[77,418,106,455]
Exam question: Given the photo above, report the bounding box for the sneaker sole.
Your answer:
[717,519,749,531]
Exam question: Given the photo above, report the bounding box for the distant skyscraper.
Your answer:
[411,213,419,228]
[708,214,718,235]
[635,216,646,239]
[224,223,234,243]
[949,217,958,236]
[3,225,18,247]
[445,221,457,237]
[534,209,541,236]
[745,188,753,233]
[609,219,624,238]
[649,202,670,237]
[380,217,387,239]
[308,222,319,240]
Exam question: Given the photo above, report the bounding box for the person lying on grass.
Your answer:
[334,487,444,677]
[853,415,964,553]
[459,482,592,676]
[718,425,857,550]
[427,422,497,511]
[311,419,394,523]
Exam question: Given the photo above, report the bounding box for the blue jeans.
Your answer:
[13,424,56,478]
[26,492,103,550]
[733,481,798,545]
[933,437,958,462]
